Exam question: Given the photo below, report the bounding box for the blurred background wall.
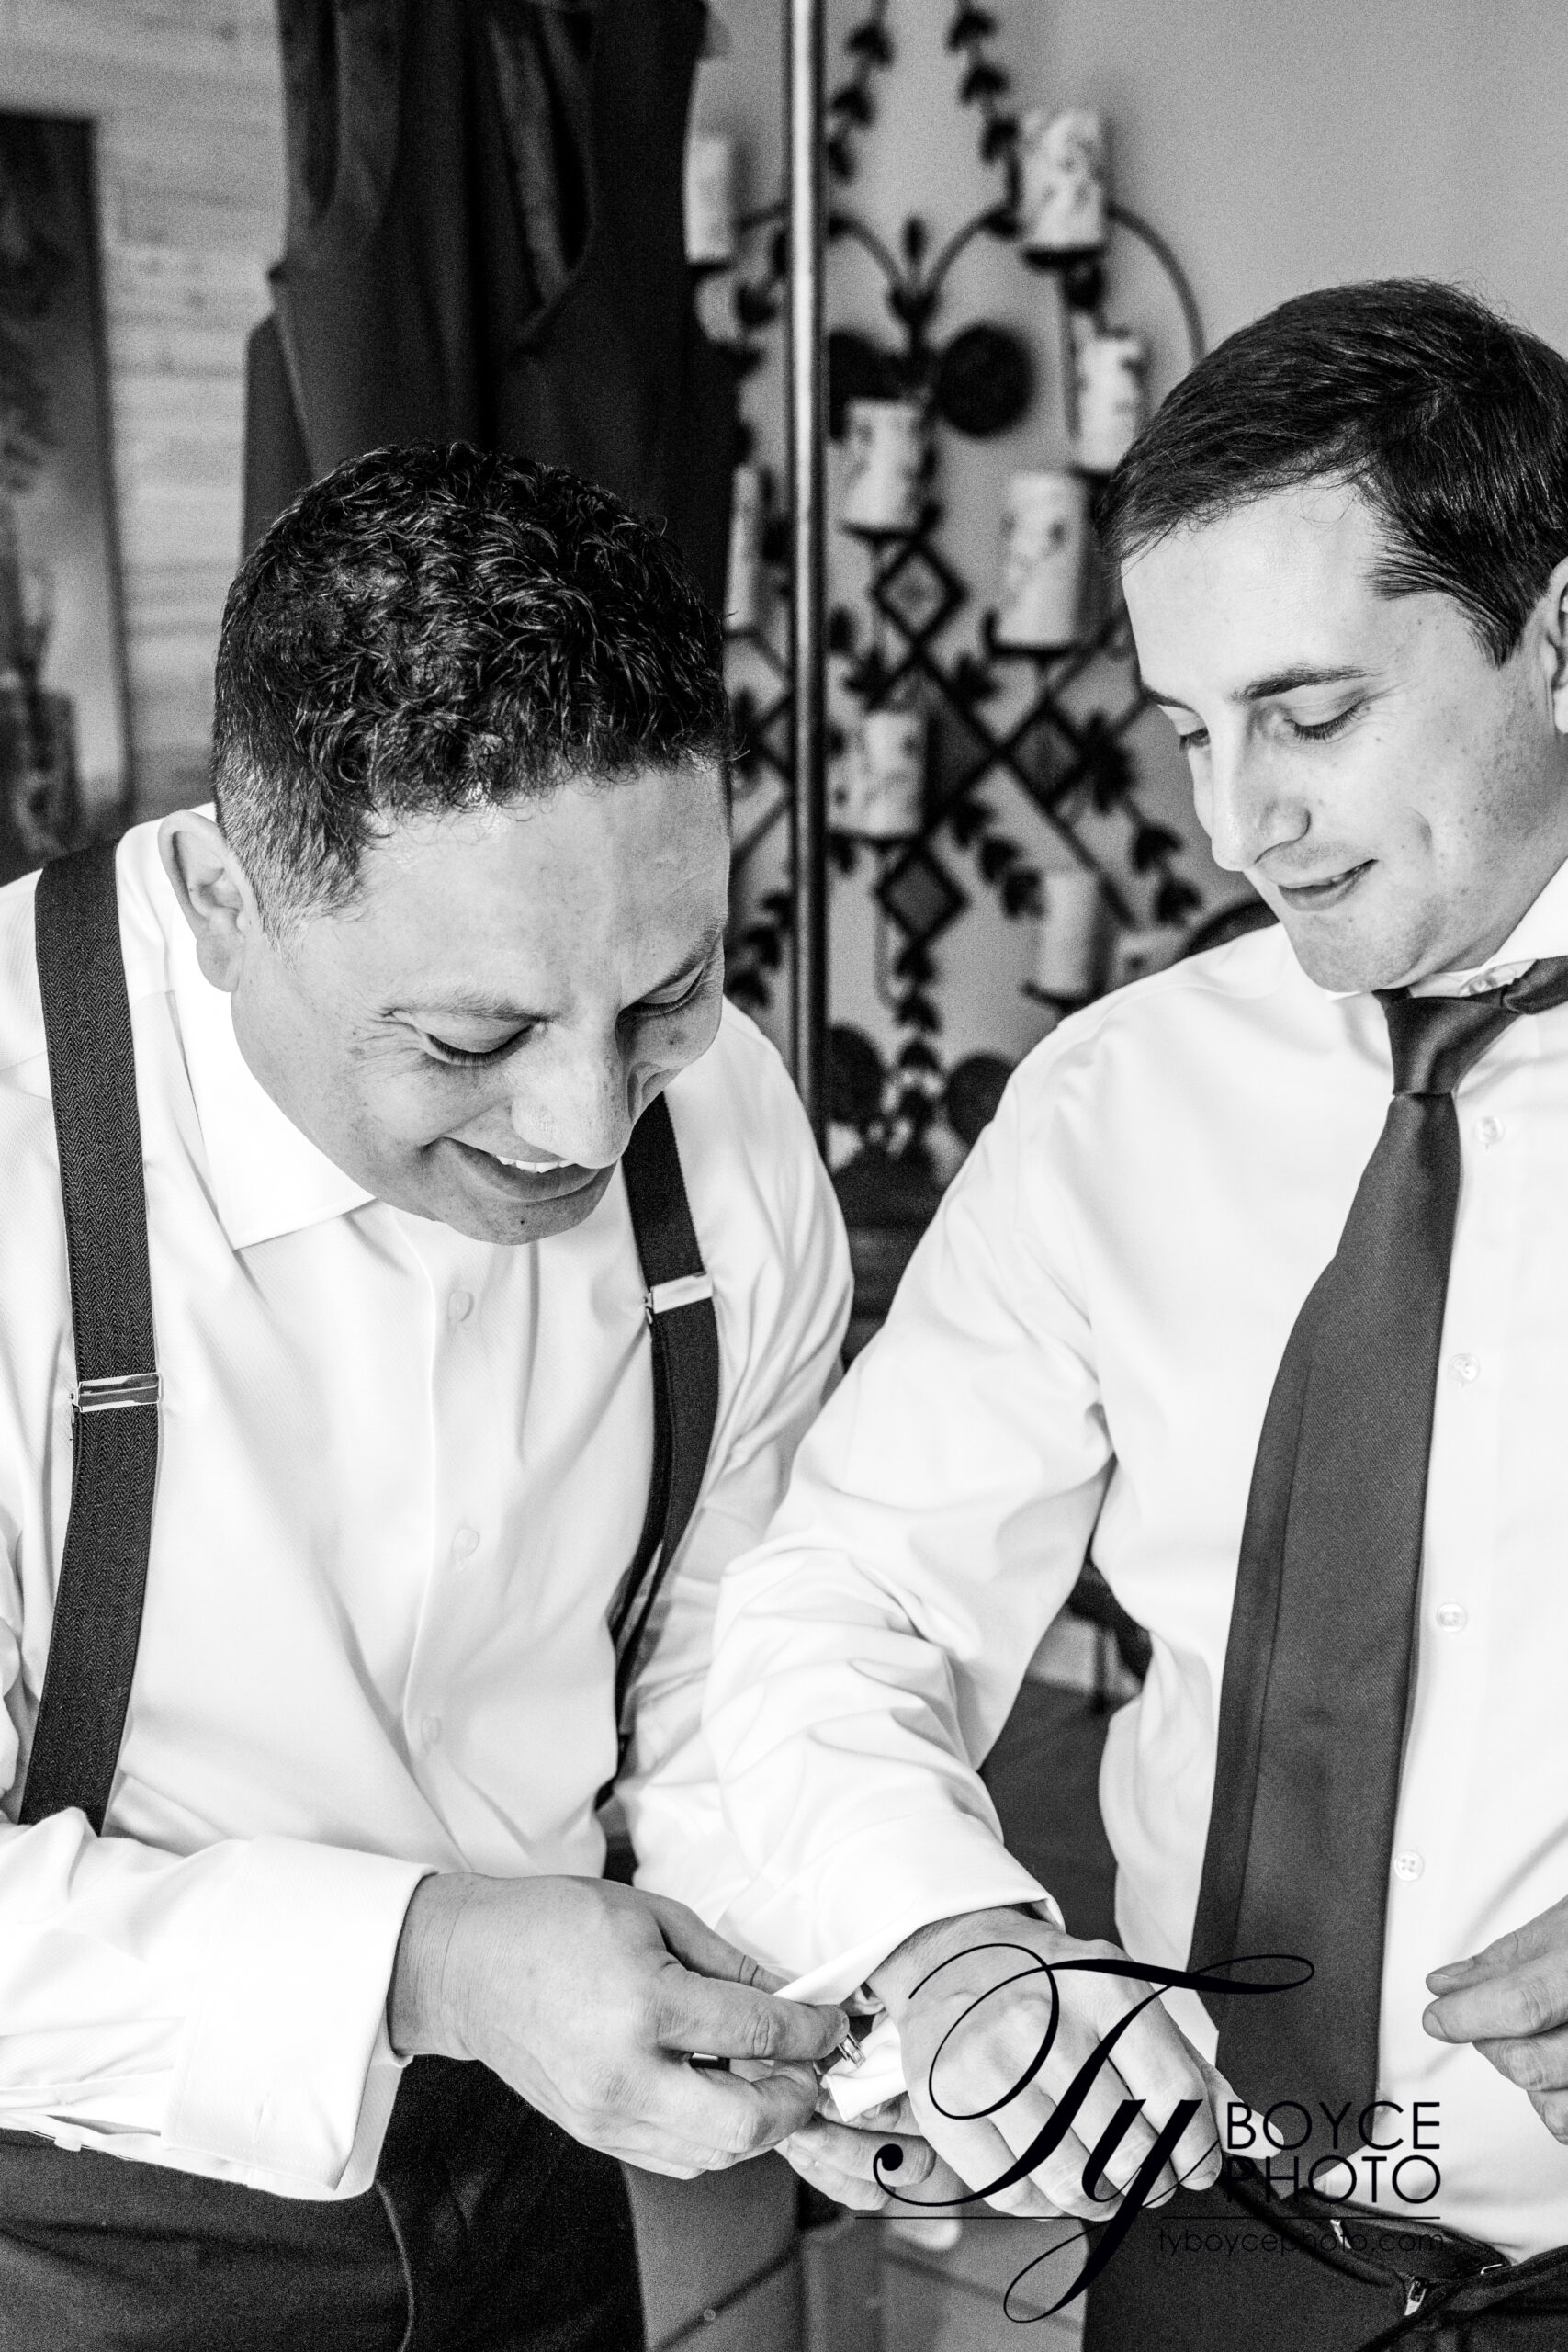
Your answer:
[696,0,1568,1069]
[3,0,281,820]
[4,0,1564,1046]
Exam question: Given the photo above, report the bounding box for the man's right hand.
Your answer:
[389,1872,849,2177]
[869,1906,1229,2222]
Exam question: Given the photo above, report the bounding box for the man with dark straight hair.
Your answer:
[0,443,897,2349]
[700,280,1568,2347]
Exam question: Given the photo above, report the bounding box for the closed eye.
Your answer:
[1175,707,1360,752]
[637,968,714,1018]
[1286,706,1359,741]
[424,959,716,1064]
[424,1030,528,1067]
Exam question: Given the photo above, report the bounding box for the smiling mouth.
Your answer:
[446,1138,601,1201]
[1275,860,1373,910]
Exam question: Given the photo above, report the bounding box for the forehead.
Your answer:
[310,767,731,993]
[1121,481,1403,688]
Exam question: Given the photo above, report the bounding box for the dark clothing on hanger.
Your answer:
[243,0,735,612]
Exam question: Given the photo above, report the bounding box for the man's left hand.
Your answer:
[1425,1894,1568,2141]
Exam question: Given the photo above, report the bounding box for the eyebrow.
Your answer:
[1143,663,1372,710]
[388,924,727,1025]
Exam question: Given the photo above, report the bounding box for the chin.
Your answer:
[1279,910,1429,999]
[430,1168,616,1248]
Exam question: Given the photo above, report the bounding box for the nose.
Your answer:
[1199,735,1306,876]
[509,1034,636,1170]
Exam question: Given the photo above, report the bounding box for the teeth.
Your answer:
[493,1154,558,1172]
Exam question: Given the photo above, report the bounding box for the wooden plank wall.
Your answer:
[0,0,284,818]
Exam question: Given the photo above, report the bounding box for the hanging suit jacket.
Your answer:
[243,0,736,610]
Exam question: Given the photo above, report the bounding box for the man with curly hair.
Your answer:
[0,446,869,2350]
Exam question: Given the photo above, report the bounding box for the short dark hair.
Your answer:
[213,444,732,922]
[1098,278,1568,665]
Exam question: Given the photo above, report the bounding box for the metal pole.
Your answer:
[785,0,828,1145]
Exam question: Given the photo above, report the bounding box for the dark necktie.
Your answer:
[1190,955,1568,2163]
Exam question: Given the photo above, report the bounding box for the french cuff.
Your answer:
[730,1813,1054,2006]
[164,1837,433,2193]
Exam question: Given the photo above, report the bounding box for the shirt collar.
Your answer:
[164,865,375,1251]
[1314,853,1568,1001]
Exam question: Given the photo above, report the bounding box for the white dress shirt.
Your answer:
[0,819,849,2200]
[705,856,1568,2260]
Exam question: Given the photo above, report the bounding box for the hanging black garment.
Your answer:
[1,840,723,2349]
[243,0,736,613]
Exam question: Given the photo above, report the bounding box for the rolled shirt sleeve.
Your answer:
[703,1063,1113,1995]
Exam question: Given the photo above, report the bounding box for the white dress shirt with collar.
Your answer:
[0,819,850,2200]
[705,855,1568,2261]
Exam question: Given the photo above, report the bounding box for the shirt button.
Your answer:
[1476,1115,1504,1147]
[1393,1851,1425,1883]
[448,1290,474,1325]
[452,1525,479,1563]
[1450,1353,1480,1384]
[1435,1602,1468,1632]
[422,1714,443,1749]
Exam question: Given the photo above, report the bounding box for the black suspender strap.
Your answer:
[19,845,717,1827]
[608,1090,721,1775]
[21,842,161,1833]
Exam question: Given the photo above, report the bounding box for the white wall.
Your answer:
[696,0,1568,1074]
[1,0,284,819]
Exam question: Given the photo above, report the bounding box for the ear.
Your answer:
[157,810,263,993]
[1538,554,1568,736]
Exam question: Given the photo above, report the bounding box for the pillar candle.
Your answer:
[1075,331,1148,474]
[1020,110,1108,261]
[684,132,738,266]
[840,399,928,534]
[995,471,1091,650]
[833,708,926,839]
[1034,868,1104,998]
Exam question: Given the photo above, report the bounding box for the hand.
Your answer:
[868,1906,1227,2222]
[389,1872,848,2177]
[1425,1894,1568,2142]
[777,2091,969,2214]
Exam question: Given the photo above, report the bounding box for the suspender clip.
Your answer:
[645,1273,715,1323]
[74,1372,162,1419]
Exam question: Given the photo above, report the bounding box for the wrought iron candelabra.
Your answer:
[717,2,1208,1159]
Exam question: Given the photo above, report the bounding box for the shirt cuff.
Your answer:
[164,1837,432,2193]
[723,1811,1054,2003]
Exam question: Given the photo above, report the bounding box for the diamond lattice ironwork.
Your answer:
[871,534,966,648]
[874,838,970,946]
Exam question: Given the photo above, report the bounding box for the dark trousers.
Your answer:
[1084,2185,1568,2352]
[0,2056,645,2352]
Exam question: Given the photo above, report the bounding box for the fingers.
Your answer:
[937,1983,1180,2211]
[650,2053,825,2168]
[902,1951,1221,2222]
[779,2116,952,2213]
[1179,2048,1235,2192]
[644,1893,782,1989]
[1427,1895,1568,1995]
[649,1952,849,2068]
[1425,1962,1568,2045]
[1467,2035,1568,2147]
[908,2105,1067,2221]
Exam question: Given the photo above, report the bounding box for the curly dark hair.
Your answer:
[1097,278,1568,666]
[213,444,733,922]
